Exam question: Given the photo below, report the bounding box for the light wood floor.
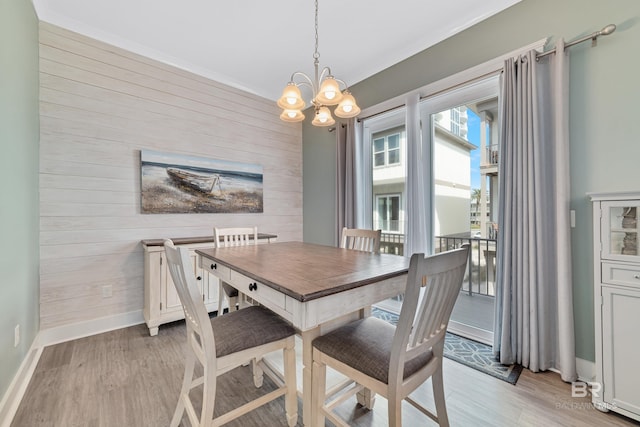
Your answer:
[11,320,640,427]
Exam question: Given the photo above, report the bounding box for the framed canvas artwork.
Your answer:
[140,149,263,214]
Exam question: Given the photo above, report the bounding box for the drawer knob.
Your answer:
[211,263,217,270]
[249,282,258,291]
[196,276,202,281]
[634,274,640,279]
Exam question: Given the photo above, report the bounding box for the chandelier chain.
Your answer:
[313,0,319,61]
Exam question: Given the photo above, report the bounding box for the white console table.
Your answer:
[141,233,276,336]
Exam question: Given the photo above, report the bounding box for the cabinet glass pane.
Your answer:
[609,206,638,256]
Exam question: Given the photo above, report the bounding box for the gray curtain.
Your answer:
[493,40,577,382]
[335,119,357,244]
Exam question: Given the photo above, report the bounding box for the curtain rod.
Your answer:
[355,68,501,124]
[536,23,616,60]
[349,23,616,126]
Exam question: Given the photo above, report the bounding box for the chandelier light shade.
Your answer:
[335,90,361,118]
[277,83,305,110]
[280,109,306,122]
[311,106,335,127]
[277,0,359,126]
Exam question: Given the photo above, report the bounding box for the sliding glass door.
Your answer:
[367,76,500,343]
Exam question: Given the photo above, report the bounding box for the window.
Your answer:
[450,107,461,136]
[373,133,401,167]
[376,194,401,232]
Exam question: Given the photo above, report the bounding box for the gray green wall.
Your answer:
[0,0,40,402]
[303,0,640,362]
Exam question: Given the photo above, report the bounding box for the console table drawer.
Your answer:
[204,259,231,281]
[602,262,640,289]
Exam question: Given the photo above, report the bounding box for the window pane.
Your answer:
[378,198,388,220]
[374,152,385,167]
[388,134,400,149]
[373,138,385,153]
[390,196,400,231]
[388,149,399,164]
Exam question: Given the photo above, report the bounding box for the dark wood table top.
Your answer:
[141,233,277,247]
[197,241,410,302]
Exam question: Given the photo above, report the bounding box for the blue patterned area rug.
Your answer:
[372,307,522,385]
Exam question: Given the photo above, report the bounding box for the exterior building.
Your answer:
[471,98,500,237]
[471,194,491,226]
[372,107,476,248]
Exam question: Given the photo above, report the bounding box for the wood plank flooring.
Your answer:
[11,321,640,427]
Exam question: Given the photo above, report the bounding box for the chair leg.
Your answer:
[252,358,264,388]
[387,392,402,427]
[311,358,327,427]
[201,361,217,427]
[170,352,196,427]
[217,284,225,316]
[238,292,248,309]
[432,362,449,427]
[284,340,298,427]
[228,295,238,312]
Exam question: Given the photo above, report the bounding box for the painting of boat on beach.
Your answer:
[141,149,263,214]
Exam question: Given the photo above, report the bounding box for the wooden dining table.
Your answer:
[196,241,410,426]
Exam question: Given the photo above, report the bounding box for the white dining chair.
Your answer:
[339,227,382,254]
[164,239,297,427]
[213,226,258,315]
[311,244,470,427]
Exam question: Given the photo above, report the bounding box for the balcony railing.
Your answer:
[485,144,499,166]
[435,233,496,297]
[380,232,404,256]
[381,231,496,297]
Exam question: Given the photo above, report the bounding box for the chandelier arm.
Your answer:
[290,71,315,87]
[318,66,332,81]
[290,72,317,99]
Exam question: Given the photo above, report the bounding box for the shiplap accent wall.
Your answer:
[39,22,303,329]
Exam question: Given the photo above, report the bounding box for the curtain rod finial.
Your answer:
[599,24,616,36]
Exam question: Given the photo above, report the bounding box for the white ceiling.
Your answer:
[32,0,521,102]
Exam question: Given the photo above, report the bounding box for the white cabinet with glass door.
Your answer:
[590,191,640,422]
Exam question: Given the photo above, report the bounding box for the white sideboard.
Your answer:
[141,234,276,336]
[589,192,640,422]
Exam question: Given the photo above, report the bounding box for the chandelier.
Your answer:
[277,0,360,126]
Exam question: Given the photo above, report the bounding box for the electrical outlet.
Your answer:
[14,324,20,348]
[102,285,113,298]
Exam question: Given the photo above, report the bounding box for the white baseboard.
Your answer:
[0,343,42,427]
[37,310,144,348]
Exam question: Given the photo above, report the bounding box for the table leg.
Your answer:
[357,306,376,409]
[301,327,321,427]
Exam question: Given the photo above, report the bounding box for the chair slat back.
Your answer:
[164,239,216,361]
[340,227,382,254]
[390,245,469,380]
[214,227,258,248]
